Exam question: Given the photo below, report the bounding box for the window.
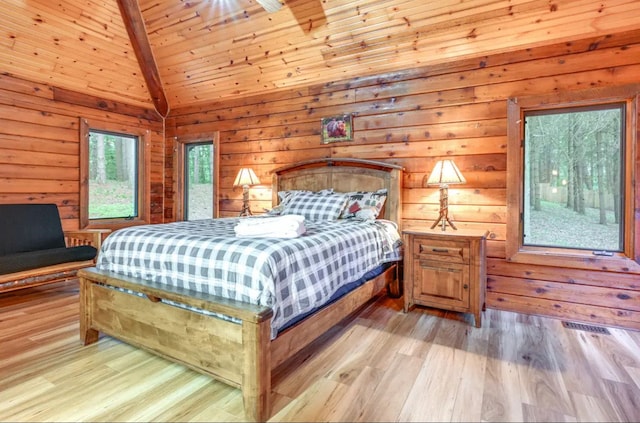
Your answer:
[523,104,624,252]
[80,119,150,229]
[184,142,214,220]
[507,87,638,270]
[175,134,219,221]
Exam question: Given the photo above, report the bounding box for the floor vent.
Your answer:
[562,321,610,334]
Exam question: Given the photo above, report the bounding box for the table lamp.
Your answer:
[233,167,261,217]
[427,159,466,231]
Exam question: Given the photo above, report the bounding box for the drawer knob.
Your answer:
[432,248,449,253]
[463,284,469,290]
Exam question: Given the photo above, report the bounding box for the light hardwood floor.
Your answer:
[1,280,639,422]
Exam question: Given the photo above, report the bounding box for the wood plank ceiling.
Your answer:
[2,0,640,114]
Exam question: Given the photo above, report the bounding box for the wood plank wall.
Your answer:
[0,73,165,230]
[167,29,640,331]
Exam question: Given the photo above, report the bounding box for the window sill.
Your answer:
[507,249,640,274]
[85,218,149,232]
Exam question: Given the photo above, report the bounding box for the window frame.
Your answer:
[506,86,640,272]
[174,133,219,221]
[80,118,150,230]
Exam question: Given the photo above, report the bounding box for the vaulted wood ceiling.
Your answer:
[3,0,640,116]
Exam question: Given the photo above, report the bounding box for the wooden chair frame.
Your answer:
[0,229,109,293]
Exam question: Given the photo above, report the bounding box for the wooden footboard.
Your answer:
[78,264,396,421]
[78,267,273,421]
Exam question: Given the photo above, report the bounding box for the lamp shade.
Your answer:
[427,159,466,186]
[233,168,260,187]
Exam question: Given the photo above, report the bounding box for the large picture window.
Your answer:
[506,87,638,271]
[523,104,624,252]
[80,119,150,229]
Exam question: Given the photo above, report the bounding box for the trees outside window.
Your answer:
[88,130,139,219]
[175,134,219,221]
[184,142,214,220]
[523,104,623,252]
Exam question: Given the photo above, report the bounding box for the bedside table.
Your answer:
[402,227,489,327]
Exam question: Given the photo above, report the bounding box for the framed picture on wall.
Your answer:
[321,114,353,144]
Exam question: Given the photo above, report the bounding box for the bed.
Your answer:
[77,158,403,421]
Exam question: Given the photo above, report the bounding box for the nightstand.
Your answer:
[402,227,489,327]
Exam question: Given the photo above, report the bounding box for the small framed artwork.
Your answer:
[321,114,353,144]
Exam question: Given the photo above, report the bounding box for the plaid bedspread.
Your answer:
[96,217,401,338]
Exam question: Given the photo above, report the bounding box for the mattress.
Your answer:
[96,217,401,338]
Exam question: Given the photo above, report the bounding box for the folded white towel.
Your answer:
[234,214,306,238]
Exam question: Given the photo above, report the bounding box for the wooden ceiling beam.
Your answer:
[116,0,169,117]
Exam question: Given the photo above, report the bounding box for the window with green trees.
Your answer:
[523,104,623,252]
[184,142,213,220]
[88,130,139,220]
[80,118,149,229]
[175,134,218,221]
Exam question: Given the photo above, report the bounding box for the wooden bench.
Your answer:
[0,204,109,293]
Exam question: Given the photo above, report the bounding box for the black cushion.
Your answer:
[0,245,97,274]
[0,204,66,256]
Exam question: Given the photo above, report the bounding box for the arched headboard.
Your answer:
[272,158,404,224]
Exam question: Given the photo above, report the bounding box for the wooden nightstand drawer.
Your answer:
[413,238,469,264]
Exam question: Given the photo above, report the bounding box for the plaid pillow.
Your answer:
[282,191,347,221]
[278,189,334,206]
[270,189,335,216]
[339,189,388,219]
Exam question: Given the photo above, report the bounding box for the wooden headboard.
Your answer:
[272,158,404,224]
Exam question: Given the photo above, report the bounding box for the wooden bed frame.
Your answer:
[78,158,403,421]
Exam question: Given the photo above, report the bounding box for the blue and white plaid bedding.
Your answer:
[96,217,401,338]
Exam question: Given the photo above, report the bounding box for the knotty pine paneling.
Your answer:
[167,29,640,331]
[0,74,164,231]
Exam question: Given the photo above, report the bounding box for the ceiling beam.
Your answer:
[116,0,169,117]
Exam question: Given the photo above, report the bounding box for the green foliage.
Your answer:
[524,104,623,249]
[88,180,136,219]
[186,143,213,185]
[89,131,137,182]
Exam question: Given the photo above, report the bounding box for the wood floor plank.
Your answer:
[398,343,467,422]
[322,365,384,422]
[569,391,621,422]
[450,327,490,421]
[395,311,441,359]
[550,320,609,399]
[90,371,215,422]
[522,403,577,422]
[625,365,640,390]
[575,330,634,383]
[356,352,423,422]
[601,379,640,422]
[2,280,640,422]
[481,314,524,422]
[0,376,56,412]
[516,317,574,417]
[270,377,346,421]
